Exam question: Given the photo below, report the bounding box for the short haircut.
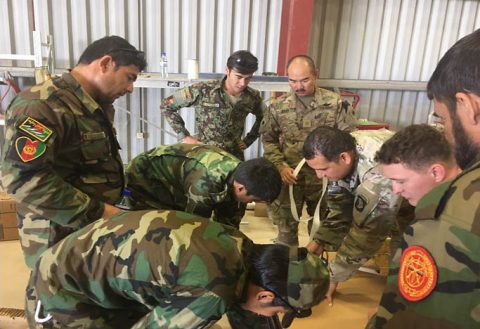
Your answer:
[427,29,480,117]
[232,158,281,203]
[286,55,316,74]
[77,35,147,71]
[303,126,356,162]
[226,50,259,74]
[375,124,454,171]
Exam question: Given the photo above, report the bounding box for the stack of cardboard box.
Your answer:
[0,192,18,241]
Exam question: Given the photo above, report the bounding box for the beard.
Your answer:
[452,118,480,169]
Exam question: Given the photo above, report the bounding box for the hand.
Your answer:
[182,136,202,144]
[102,203,122,218]
[280,167,297,185]
[326,281,338,306]
[306,240,323,256]
[238,141,247,150]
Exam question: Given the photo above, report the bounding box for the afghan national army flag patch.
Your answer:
[18,117,53,142]
[15,136,47,162]
[398,245,438,302]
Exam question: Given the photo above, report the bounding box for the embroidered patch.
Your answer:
[398,245,437,302]
[166,96,177,106]
[354,195,367,212]
[18,117,53,142]
[15,136,46,162]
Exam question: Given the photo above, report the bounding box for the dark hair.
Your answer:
[427,29,480,117]
[375,125,454,170]
[303,126,356,161]
[232,158,281,203]
[286,55,316,74]
[246,244,290,307]
[77,35,147,71]
[227,50,259,74]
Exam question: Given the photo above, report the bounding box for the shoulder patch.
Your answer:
[398,245,437,302]
[18,117,53,142]
[15,136,47,162]
[354,195,367,212]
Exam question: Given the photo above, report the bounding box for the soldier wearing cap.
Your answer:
[161,50,264,160]
[260,55,357,246]
[0,35,147,328]
[303,127,414,305]
[125,143,282,228]
[31,209,329,328]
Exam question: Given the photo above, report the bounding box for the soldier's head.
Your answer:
[303,126,356,181]
[286,55,318,97]
[74,35,147,104]
[427,29,480,170]
[224,50,258,96]
[241,244,329,325]
[232,158,281,204]
[375,125,459,206]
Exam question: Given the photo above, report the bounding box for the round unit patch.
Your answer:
[398,245,437,302]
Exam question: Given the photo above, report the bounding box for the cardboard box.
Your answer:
[0,193,19,241]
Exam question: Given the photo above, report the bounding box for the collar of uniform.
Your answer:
[62,72,104,115]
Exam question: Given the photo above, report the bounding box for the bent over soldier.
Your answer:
[32,209,329,329]
[125,143,281,228]
[260,55,356,246]
[303,127,415,304]
[161,50,264,160]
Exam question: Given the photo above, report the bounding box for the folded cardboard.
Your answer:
[0,192,18,241]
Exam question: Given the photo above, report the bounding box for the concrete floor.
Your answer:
[0,208,386,329]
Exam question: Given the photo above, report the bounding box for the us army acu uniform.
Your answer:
[32,209,329,329]
[367,161,480,329]
[312,130,415,283]
[125,143,245,228]
[260,86,356,245]
[161,78,265,160]
[0,72,124,269]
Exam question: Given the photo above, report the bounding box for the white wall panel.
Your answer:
[310,0,480,130]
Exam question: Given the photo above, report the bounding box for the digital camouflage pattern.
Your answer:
[260,86,357,245]
[161,78,265,160]
[367,162,480,329]
[33,209,250,329]
[125,143,244,228]
[32,209,330,329]
[312,129,415,282]
[0,72,124,269]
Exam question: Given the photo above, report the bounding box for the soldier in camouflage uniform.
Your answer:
[366,29,480,329]
[303,127,415,305]
[125,143,281,228]
[0,36,146,328]
[260,55,356,246]
[161,50,264,160]
[31,209,330,328]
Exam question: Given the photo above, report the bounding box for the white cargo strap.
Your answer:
[34,300,52,323]
[289,158,308,223]
[308,176,328,242]
[289,159,329,236]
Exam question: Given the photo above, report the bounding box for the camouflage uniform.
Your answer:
[161,77,265,160]
[32,209,329,329]
[367,161,480,329]
[0,72,124,269]
[312,130,415,282]
[125,143,245,228]
[260,86,357,245]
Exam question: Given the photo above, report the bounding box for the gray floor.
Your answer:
[0,207,386,329]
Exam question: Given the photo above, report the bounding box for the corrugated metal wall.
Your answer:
[309,0,480,129]
[1,0,480,160]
